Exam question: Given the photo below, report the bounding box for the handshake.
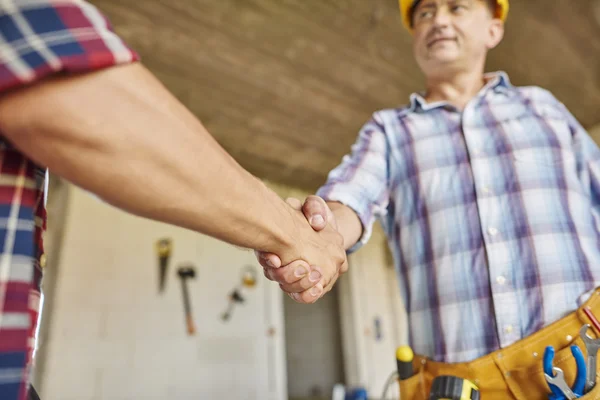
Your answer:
[254,195,349,304]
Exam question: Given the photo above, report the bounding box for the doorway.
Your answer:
[283,285,345,400]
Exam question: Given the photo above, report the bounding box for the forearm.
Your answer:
[326,201,363,250]
[0,63,296,253]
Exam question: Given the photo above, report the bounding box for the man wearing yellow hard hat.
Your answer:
[399,0,508,31]
[258,0,600,398]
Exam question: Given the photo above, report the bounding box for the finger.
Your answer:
[302,195,329,231]
[324,202,338,230]
[287,291,309,304]
[268,259,312,285]
[285,197,303,210]
[321,271,339,296]
[317,255,346,296]
[288,292,300,302]
[297,282,324,304]
[339,257,349,275]
[279,266,322,293]
[254,250,282,269]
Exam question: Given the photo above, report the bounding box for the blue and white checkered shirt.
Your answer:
[317,72,600,363]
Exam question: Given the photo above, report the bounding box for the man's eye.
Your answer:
[451,4,467,12]
[418,10,434,19]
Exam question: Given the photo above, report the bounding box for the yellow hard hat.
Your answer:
[399,0,509,32]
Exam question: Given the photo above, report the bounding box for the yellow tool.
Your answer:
[241,265,257,288]
[428,375,480,400]
[396,345,415,380]
[398,0,509,32]
[155,238,172,293]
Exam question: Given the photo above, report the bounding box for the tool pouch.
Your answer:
[541,338,600,400]
[580,383,600,399]
[398,368,428,400]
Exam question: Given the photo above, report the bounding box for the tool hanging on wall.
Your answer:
[155,238,172,293]
[221,289,245,322]
[241,264,258,288]
[177,264,197,335]
[221,265,258,322]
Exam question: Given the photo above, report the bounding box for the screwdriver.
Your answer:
[396,345,415,380]
[155,238,172,293]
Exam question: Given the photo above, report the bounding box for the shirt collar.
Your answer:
[406,71,513,113]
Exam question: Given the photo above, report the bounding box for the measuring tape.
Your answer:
[429,375,480,400]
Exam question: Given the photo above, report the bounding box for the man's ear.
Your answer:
[486,19,504,49]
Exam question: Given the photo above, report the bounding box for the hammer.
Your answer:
[177,265,196,335]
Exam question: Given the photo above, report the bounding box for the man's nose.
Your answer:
[432,7,452,27]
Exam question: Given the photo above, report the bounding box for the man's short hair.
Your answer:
[410,0,498,27]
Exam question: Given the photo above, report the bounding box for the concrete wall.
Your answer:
[339,226,406,399]
[37,183,292,400]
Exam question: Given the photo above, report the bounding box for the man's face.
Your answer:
[411,0,502,75]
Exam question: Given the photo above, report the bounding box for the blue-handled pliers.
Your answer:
[544,345,586,399]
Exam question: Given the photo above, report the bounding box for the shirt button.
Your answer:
[40,253,47,269]
[488,227,498,236]
[505,325,513,334]
[482,186,491,194]
[496,276,506,285]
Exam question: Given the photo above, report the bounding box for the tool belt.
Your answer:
[399,288,600,400]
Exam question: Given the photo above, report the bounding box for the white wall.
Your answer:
[339,225,406,398]
[37,180,408,400]
[39,183,288,400]
[283,286,345,399]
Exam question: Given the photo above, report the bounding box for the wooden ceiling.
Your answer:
[92,0,600,191]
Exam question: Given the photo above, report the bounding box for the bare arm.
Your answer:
[326,201,363,251]
[0,63,343,270]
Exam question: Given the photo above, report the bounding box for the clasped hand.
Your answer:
[255,196,348,304]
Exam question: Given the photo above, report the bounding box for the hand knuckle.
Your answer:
[274,269,287,280]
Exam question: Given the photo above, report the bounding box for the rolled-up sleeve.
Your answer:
[316,113,390,253]
[0,0,139,92]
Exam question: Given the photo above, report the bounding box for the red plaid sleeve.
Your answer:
[0,2,139,400]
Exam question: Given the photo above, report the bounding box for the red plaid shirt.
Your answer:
[0,2,138,399]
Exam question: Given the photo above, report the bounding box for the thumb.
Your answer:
[302,195,333,231]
